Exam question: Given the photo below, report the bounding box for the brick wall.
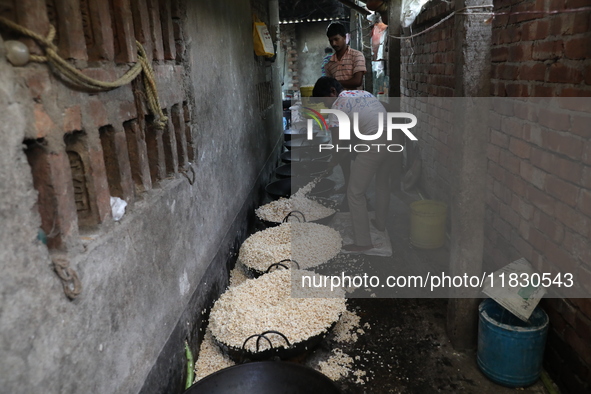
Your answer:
[401,0,455,205]
[488,1,591,392]
[401,0,591,391]
[0,0,283,392]
[1,0,191,252]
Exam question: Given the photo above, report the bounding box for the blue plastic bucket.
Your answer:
[477,298,549,387]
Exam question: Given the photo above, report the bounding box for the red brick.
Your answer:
[532,40,563,60]
[508,171,528,197]
[584,141,591,166]
[546,242,578,274]
[563,232,591,267]
[171,104,188,168]
[509,43,533,62]
[63,106,82,132]
[490,129,509,147]
[491,47,508,62]
[560,88,591,98]
[123,120,152,193]
[565,36,591,59]
[533,209,565,243]
[556,201,590,237]
[545,174,580,207]
[514,103,539,122]
[54,0,87,60]
[87,145,113,224]
[25,143,80,250]
[34,104,58,139]
[583,166,591,188]
[518,63,546,82]
[499,149,521,174]
[131,0,154,60]
[112,0,137,63]
[158,0,176,61]
[145,120,167,183]
[526,184,556,215]
[522,19,550,41]
[548,63,584,84]
[578,189,591,217]
[14,0,50,55]
[511,196,533,220]
[575,312,591,343]
[541,130,584,160]
[509,137,531,158]
[99,126,135,202]
[86,0,115,61]
[520,161,546,189]
[147,0,165,60]
[585,67,591,85]
[86,99,110,128]
[505,83,529,97]
[532,85,557,97]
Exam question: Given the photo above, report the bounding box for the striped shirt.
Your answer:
[324,47,367,90]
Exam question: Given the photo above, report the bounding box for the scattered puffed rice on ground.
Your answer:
[209,270,347,353]
[332,309,362,343]
[353,369,368,384]
[317,348,354,381]
[237,222,341,272]
[194,329,235,382]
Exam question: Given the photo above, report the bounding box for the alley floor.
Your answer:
[294,169,553,393]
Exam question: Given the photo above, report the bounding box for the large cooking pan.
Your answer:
[265,177,335,200]
[183,361,341,394]
[281,148,331,163]
[283,127,317,141]
[284,135,331,150]
[274,162,329,179]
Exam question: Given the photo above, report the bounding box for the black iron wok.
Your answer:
[265,177,335,200]
[274,162,329,179]
[183,361,341,394]
[283,127,317,141]
[284,135,331,150]
[281,148,331,163]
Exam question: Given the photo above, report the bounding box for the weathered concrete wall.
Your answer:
[0,1,282,393]
[296,22,333,87]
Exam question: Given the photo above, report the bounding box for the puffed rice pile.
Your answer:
[237,222,342,272]
[255,178,335,223]
[317,348,354,381]
[194,329,235,382]
[209,269,347,352]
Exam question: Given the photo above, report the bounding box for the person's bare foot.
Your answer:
[371,219,385,232]
[343,243,382,252]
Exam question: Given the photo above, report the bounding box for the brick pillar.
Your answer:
[161,108,179,174]
[145,118,167,183]
[131,0,154,60]
[182,102,195,161]
[124,119,153,192]
[26,142,80,251]
[112,0,137,63]
[15,0,49,55]
[53,0,88,60]
[86,0,115,61]
[171,104,188,169]
[99,125,135,203]
[158,0,176,60]
[147,0,165,60]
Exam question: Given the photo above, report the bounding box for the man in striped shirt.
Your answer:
[324,22,367,90]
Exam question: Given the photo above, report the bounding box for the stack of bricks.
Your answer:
[3,0,193,252]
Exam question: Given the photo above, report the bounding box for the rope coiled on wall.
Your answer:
[0,16,168,129]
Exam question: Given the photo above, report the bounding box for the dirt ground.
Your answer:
[300,172,554,393]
